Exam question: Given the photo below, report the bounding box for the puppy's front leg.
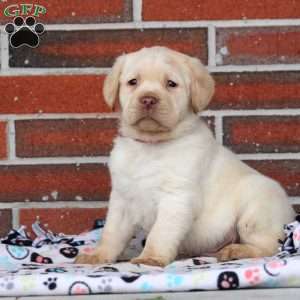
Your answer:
[131,196,192,267]
[75,190,134,264]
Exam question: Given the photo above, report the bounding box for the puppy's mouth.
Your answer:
[134,116,170,133]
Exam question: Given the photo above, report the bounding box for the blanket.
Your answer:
[0,218,299,296]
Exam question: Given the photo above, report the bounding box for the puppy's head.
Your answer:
[103,46,214,138]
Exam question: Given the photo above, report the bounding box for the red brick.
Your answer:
[0,164,110,202]
[20,208,107,235]
[16,119,118,158]
[0,0,131,24]
[143,0,300,21]
[9,29,208,68]
[0,75,109,114]
[217,27,300,65]
[224,116,300,153]
[0,122,7,159]
[245,160,300,196]
[211,72,300,110]
[0,209,12,237]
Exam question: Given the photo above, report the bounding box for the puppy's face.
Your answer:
[103,47,214,135]
[119,52,190,132]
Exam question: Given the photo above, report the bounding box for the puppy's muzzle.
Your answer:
[139,96,159,111]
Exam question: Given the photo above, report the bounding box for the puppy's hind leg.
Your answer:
[216,241,275,262]
[217,175,295,262]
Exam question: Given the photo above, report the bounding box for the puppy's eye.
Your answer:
[128,79,138,86]
[167,80,178,88]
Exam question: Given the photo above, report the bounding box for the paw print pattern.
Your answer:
[5,16,44,48]
[87,266,120,278]
[264,259,287,277]
[60,247,79,259]
[293,227,300,248]
[120,274,141,283]
[98,278,113,293]
[69,281,91,295]
[192,258,209,266]
[0,278,14,290]
[217,271,239,290]
[244,268,261,285]
[43,277,57,290]
[167,274,184,288]
[45,267,67,274]
[140,281,154,292]
[6,245,29,260]
[31,252,53,264]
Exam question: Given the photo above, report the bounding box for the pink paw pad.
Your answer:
[244,268,261,285]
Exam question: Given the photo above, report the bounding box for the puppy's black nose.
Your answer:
[139,96,159,110]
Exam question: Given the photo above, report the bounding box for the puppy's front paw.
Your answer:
[131,256,167,267]
[75,253,112,265]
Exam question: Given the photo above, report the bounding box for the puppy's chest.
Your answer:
[110,144,165,228]
[111,143,166,194]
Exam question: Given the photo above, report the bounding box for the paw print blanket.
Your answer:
[0,218,299,296]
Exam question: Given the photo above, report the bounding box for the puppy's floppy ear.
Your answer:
[186,57,215,113]
[103,55,126,110]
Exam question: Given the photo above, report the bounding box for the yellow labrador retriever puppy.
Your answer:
[76,46,294,266]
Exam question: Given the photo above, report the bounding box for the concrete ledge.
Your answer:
[8,288,300,300]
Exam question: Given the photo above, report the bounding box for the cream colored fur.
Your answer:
[76,46,295,266]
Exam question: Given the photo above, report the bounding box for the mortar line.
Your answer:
[202,109,300,117]
[289,197,300,205]
[208,25,216,67]
[1,64,300,76]
[7,120,16,160]
[0,113,119,121]
[209,64,300,72]
[0,110,298,121]
[0,68,109,76]
[0,201,109,209]
[0,198,298,208]
[12,208,19,229]
[0,29,9,70]
[238,153,300,160]
[0,152,297,166]
[133,0,142,22]
[0,156,109,165]
[214,115,223,144]
[16,19,300,31]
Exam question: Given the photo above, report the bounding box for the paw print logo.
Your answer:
[217,271,239,290]
[244,267,261,285]
[167,274,184,288]
[98,278,112,293]
[6,245,29,260]
[69,281,91,295]
[293,227,300,248]
[140,282,153,292]
[60,247,79,259]
[43,277,57,290]
[264,258,287,276]
[0,277,14,290]
[5,16,45,48]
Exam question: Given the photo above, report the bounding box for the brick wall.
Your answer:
[0,0,299,235]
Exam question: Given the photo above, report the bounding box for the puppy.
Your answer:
[76,46,295,266]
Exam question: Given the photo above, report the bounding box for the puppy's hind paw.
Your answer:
[216,244,261,262]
